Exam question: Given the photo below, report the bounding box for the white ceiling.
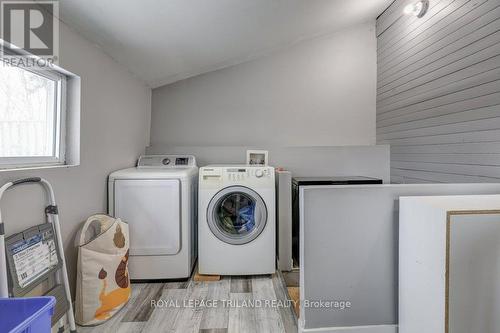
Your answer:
[59,0,392,88]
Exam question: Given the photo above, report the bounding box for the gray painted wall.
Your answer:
[146,144,391,182]
[301,183,500,330]
[150,23,377,148]
[376,0,500,183]
[0,21,151,292]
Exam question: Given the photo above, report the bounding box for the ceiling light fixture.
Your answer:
[403,0,429,18]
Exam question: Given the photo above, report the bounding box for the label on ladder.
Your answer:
[11,234,58,288]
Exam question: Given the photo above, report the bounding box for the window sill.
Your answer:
[0,163,78,172]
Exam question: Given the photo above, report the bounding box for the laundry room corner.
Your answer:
[0,15,153,296]
[2,0,500,332]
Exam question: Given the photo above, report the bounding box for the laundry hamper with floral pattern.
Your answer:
[75,214,131,326]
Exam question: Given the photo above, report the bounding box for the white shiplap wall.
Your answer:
[376,0,500,183]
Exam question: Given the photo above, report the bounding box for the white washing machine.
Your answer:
[198,165,275,275]
[108,155,198,280]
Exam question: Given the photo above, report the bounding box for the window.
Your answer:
[0,63,66,168]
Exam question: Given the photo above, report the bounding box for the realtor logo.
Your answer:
[1,0,59,60]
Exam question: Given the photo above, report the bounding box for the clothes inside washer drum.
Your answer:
[217,193,256,235]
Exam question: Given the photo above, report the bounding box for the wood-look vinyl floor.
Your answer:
[77,272,297,333]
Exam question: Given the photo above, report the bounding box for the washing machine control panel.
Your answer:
[201,166,273,186]
[226,167,272,181]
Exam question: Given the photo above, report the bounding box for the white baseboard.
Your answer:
[299,321,398,333]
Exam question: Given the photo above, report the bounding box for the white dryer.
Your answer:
[198,165,275,275]
[108,155,198,280]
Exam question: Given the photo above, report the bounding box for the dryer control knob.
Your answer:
[255,169,264,178]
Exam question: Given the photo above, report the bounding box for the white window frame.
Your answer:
[0,51,68,169]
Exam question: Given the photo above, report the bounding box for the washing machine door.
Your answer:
[207,186,267,245]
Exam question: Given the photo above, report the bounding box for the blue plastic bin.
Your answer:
[0,297,56,333]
